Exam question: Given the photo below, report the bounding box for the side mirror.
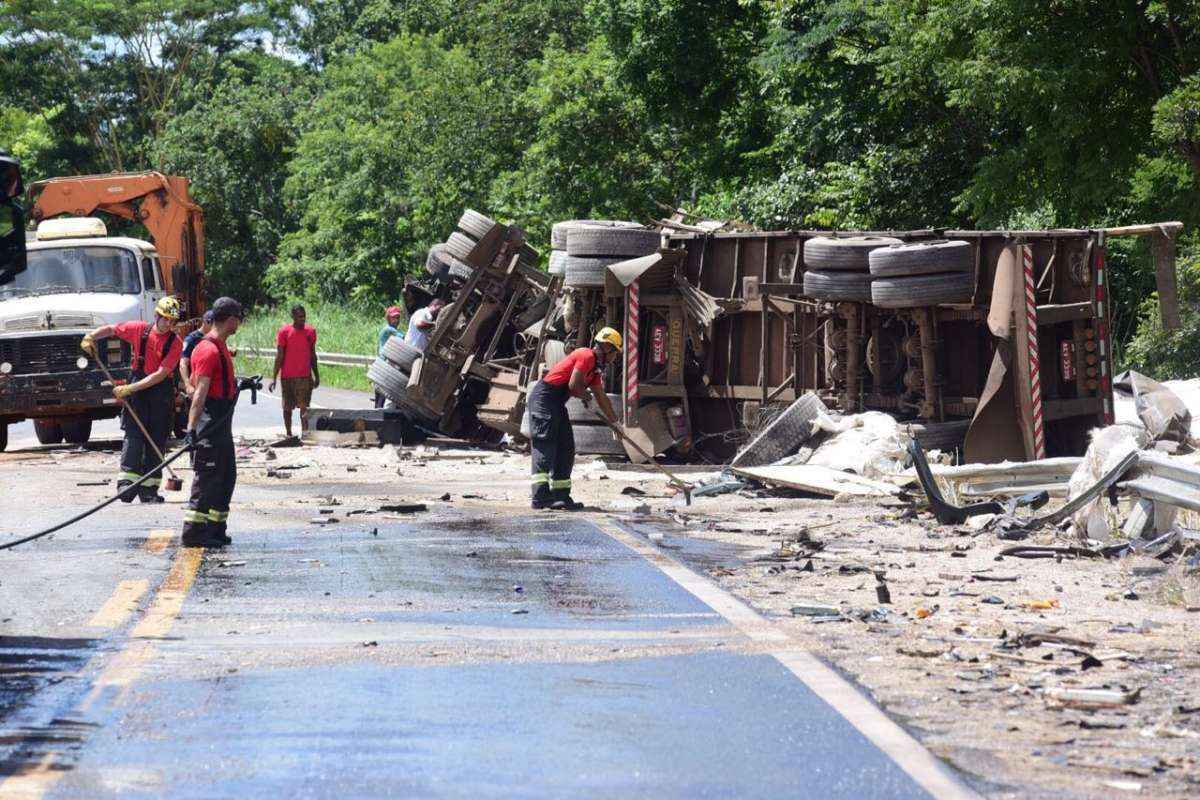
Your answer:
[0,154,22,200]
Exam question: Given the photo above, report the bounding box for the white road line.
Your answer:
[594,517,982,800]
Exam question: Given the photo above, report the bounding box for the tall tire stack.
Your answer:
[868,240,974,308]
[801,236,901,302]
[556,221,658,289]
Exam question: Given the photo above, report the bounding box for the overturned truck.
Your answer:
[372,211,1183,464]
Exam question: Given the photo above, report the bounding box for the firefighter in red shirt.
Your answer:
[528,328,622,510]
[181,297,243,548]
[81,296,184,503]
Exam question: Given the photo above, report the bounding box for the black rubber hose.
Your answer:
[0,376,259,552]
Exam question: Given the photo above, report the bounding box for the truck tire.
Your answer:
[804,236,901,272]
[443,232,477,262]
[868,240,972,278]
[382,337,422,372]
[551,220,640,250]
[731,392,826,468]
[802,270,873,302]
[34,419,63,445]
[367,357,436,423]
[572,423,625,456]
[566,393,623,423]
[565,227,660,258]
[426,244,472,278]
[0,423,7,452]
[457,209,498,240]
[60,418,92,445]
[548,250,567,276]
[910,419,971,452]
[563,255,623,288]
[871,273,974,308]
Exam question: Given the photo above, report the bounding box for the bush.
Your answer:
[1123,237,1200,380]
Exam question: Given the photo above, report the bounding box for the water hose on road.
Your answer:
[0,376,262,552]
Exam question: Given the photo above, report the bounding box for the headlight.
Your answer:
[0,362,11,374]
[77,356,89,370]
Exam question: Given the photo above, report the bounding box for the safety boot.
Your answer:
[138,489,165,504]
[181,522,222,548]
[116,479,137,503]
[550,498,585,511]
[210,522,232,545]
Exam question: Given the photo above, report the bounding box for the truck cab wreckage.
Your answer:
[370,210,1183,470]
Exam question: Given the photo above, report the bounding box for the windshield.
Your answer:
[0,246,142,299]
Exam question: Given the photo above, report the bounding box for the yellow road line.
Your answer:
[86,579,150,629]
[594,517,982,800]
[1,545,205,799]
[144,528,173,554]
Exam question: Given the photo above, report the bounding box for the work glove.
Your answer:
[183,429,197,450]
[80,334,96,357]
[113,384,136,400]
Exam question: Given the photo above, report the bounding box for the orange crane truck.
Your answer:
[0,172,205,450]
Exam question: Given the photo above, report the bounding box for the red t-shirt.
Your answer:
[276,324,317,379]
[114,320,183,374]
[543,347,603,391]
[190,336,235,399]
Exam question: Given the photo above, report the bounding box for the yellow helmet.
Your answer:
[155,296,182,320]
[594,326,623,351]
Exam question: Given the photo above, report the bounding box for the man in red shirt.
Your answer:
[182,297,243,548]
[81,296,184,503]
[528,328,622,510]
[269,304,319,438]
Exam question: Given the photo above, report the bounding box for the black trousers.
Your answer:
[119,380,172,493]
[528,381,575,503]
[185,398,237,528]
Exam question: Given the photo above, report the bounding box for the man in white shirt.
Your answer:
[404,298,444,352]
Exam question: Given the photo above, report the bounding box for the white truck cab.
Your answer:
[0,217,170,449]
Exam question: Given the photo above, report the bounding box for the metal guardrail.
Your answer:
[240,346,373,368]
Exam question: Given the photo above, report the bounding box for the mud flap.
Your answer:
[965,245,1027,463]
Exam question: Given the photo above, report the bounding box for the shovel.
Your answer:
[593,413,693,505]
[91,356,185,492]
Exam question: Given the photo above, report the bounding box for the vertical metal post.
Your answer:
[624,280,640,427]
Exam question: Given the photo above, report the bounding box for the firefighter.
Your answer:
[81,296,184,503]
[528,327,622,510]
[181,297,243,548]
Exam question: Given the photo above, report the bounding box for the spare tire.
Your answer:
[871,273,974,308]
[566,227,660,258]
[551,220,640,250]
[802,270,873,302]
[869,240,972,278]
[572,423,625,456]
[804,236,902,272]
[563,255,623,288]
[382,337,421,372]
[548,250,567,276]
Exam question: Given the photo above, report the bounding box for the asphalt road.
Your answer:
[0,405,976,799]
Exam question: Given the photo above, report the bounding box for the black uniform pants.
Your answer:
[119,380,172,492]
[184,398,237,527]
[528,381,575,503]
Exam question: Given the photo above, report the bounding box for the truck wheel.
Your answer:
[804,236,901,272]
[457,209,498,240]
[802,270,873,302]
[871,273,974,308]
[0,423,7,452]
[60,418,92,445]
[565,227,660,258]
[563,255,623,288]
[382,337,422,372]
[548,250,567,276]
[868,240,972,277]
[551,220,641,250]
[34,419,64,445]
[572,423,625,456]
[909,419,971,452]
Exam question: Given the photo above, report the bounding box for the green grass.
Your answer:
[230,300,391,393]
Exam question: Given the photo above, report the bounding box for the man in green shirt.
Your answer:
[375,305,405,408]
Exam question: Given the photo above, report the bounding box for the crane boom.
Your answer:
[27,171,206,317]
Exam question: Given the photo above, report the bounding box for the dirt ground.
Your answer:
[9,432,1199,798]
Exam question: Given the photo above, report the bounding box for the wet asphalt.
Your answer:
[0,405,946,798]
